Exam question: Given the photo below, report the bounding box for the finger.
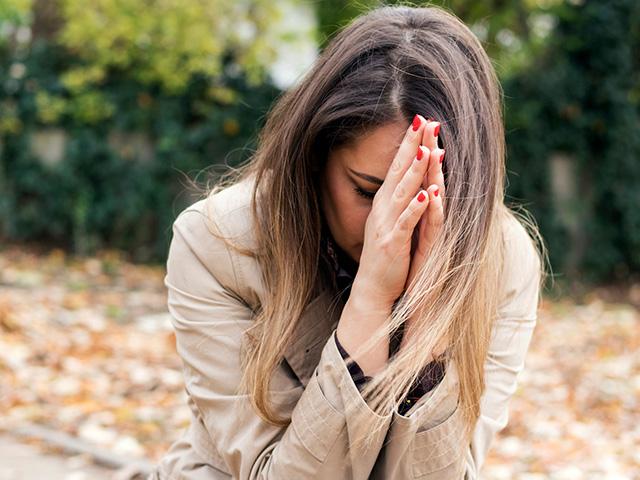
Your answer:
[410,217,421,257]
[393,190,429,243]
[426,147,446,201]
[421,119,440,151]
[415,212,429,257]
[379,114,428,199]
[387,145,431,225]
[420,184,444,253]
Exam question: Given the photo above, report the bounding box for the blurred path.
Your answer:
[0,434,111,480]
[1,245,639,477]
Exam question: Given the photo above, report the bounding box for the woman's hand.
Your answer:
[405,119,446,290]
[349,114,433,310]
[401,119,447,356]
[338,114,439,376]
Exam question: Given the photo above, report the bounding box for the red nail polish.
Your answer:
[439,150,445,164]
[434,188,439,197]
[412,114,421,131]
[416,146,424,160]
[417,192,426,202]
[433,123,440,137]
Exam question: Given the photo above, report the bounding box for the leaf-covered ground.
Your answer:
[0,246,638,478]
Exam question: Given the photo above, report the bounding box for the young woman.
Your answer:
[150,4,546,479]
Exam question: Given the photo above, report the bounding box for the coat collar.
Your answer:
[280,222,355,387]
[280,225,403,388]
[282,286,345,387]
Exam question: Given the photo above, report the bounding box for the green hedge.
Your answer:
[503,0,640,283]
[1,0,639,284]
[0,41,279,262]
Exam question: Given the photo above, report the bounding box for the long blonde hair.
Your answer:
[200,4,549,449]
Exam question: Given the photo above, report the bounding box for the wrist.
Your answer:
[350,277,397,313]
[337,285,392,376]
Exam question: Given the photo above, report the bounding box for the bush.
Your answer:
[0,39,280,262]
[503,0,640,283]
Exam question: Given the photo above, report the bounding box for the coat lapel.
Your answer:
[282,287,345,387]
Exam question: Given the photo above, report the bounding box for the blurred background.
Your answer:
[0,0,638,478]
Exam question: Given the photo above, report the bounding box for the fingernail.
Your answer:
[416,146,424,160]
[439,149,445,164]
[434,187,439,197]
[412,114,421,131]
[433,123,440,137]
[417,192,426,202]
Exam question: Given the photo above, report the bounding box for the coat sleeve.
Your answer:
[335,333,446,415]
[371,218,542,479]
[164,206,393,480]
[460,222,542,479]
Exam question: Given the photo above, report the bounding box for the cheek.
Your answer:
[351,210,369,246]
[335,192,371,243]
[322,164,372,245]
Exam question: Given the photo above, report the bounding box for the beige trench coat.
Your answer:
[149,176,541,479]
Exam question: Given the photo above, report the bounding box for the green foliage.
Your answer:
[2,0,639,284]
[315,0,379,46]
[0,37,280,262]
[316,0,564,78]
[504,0,640,283]
[58,0,280,94]
[0,0,302,262]
[314,0,640,283]
[0,0,32,26]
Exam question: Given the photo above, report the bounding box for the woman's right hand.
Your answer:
[351,114,436,309]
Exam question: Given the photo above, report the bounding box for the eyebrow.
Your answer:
[347,167,384,186]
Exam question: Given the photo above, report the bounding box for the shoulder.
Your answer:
[501,213,540,271]
[173,175,258,250]
[168,175,264,309]
[497,211,543,318]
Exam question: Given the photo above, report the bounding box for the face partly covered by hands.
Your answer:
[319,117,446,268]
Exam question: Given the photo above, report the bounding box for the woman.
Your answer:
[150,4,546,479]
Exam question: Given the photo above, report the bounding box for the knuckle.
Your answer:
[370,224,384,241]
[379,235,395,252]
[390,157,403,175]
[398,207,417,231]
[393,183,407,201]
[396,217,410,232]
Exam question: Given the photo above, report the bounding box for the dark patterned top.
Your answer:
[320,220,447,416]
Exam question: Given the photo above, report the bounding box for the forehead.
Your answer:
[334,121,406,173]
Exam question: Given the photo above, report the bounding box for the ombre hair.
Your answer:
[200,4,548,448]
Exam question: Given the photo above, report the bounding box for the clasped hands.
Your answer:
[399,117,447,359]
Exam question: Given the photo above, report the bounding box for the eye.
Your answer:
[353,186,376,200]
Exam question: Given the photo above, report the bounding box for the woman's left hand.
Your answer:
[400,119,446,356]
